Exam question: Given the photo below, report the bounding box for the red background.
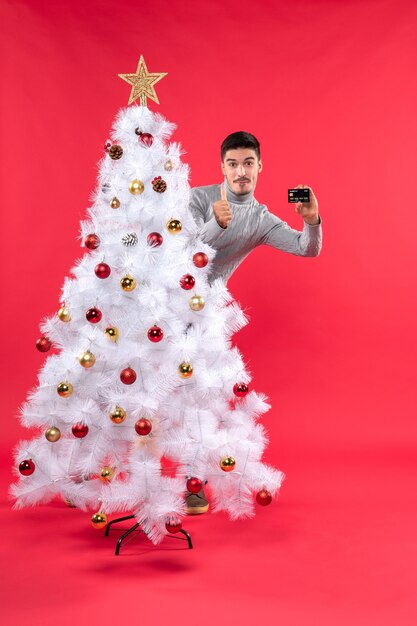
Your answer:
[1,1,416,624]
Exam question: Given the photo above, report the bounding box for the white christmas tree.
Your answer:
[11,58,284,545]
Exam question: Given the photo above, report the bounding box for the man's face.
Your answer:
[221,148,262,196]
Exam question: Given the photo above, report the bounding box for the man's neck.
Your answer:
[224,178,255,205]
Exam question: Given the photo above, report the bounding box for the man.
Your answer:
[185,131,322,514]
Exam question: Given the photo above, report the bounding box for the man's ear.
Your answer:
[258,160,263,173]
[221,161,226,175]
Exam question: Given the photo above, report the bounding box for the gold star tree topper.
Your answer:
[118,56,167,106]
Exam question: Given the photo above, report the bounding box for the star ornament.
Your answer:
[118,56,167,107]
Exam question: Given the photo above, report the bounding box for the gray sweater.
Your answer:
[189,180,323,283]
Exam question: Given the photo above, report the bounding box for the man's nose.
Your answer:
[237,163,246,176]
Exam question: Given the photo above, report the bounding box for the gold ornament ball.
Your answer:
[178,362,193,378]
[99,466,115,483]
[45,426,61,442]
[58,305,71,322]
[91,512,108,529]
[57,382,73,397]
[164,159,174,171]
[110,197,120,209]
[128,179,144,195]
[79,350,96,368]
[220,456,236,472]
[109,406,126,424]
[120,275,137,291]
[189,295,205,311]
[167,218,182,234]
[104,326,119,342]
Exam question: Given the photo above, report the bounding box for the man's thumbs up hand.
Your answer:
[213,185,232,229]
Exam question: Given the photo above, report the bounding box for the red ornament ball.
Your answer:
[19,459,35,476]
[193,252,208,268]
[120,367,137,385]
[84,234,100,250]
[165,520,182,534]
[135,418,152,436]
[94,262,111,279]
[138,132,154,147]
[72,423,89,438]
[147,326,164,342]
[186,477,203,494]
[36,337,51,352]
[147,232,163,247]
[180,274,195,290]
[233,383,249,397]
[86,307,102,324]
[256,489,273,506]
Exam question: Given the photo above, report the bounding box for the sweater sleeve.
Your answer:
[189,187,227,245]
[259,207,323,257]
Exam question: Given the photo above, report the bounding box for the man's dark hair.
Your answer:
[221,131,261,161]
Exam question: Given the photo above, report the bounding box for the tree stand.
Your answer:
[104,514,193,555]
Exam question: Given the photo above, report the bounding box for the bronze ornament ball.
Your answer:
[99,466,115,483]
[167,218,182,234]
[220,456,236,472]
[45,426,61,442]
[164,159,174,171]
[57,382,73,397]
[128,179,144,195]
[189,295,205,311]
[58,305,71,322]
[120,275,137,291]
[178,362,193,378]
[109,406,126,424]
[110,197,120,209]
[79,350,96,368]
[91,512,108,529]
[104,326,119,342]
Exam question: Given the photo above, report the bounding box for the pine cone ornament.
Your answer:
[121,232,138,247]
[152,176,167,193]
[108,145,123,160]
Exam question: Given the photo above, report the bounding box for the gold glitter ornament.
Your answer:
[45,426,61,442]
[120,275,137,291]
[91,512,108,529]
[57,382,73,397]
[164,159,174,171]
[118,55,168,106]
[110,197,120,209]
[178,362,193,378]
[128,179,144,195]
[189,295,205,311]
[167,218,182,234]
[104,326,119,342]
[109,406,126,424]
[220,456,236,472]
[99,466,115,483]
[79,350,96,368]
[58,305,71,322]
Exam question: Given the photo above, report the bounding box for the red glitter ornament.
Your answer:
[138,132,154,147]
[94,262,111,279]
[147,232,163,247]
[120,367,137,385]
[180,274,195,290]
[193,252,208,268]
[84,234,100,250]
[233,383,249,397]
[36,337,51,352]
[256,489,272,506]
[72,423,89,438]
[165,520,182,534]
[135,418,152,436]
[147,326,164,342]
[186,477,203,494]
[86,307,102,324]
[19,459,35,476]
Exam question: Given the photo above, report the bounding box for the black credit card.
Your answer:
[288,188,310,203]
